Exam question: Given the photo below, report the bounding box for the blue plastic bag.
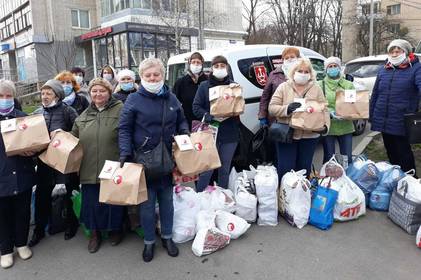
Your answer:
[369,189,391,211]
[346,156,379,197]
[375,163,406,193]
[309,181,339,230]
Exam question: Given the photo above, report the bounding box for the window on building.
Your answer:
[74,48,86,67]
[388,23,400,34]
[387,4,401,15]
[13,5,32,34]
[361,2,381,15]
[71,9,90,29]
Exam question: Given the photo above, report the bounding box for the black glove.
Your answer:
[319,125,328,135]
[179,130,190,136]
[120,156,131,168]
[287,102,302,115]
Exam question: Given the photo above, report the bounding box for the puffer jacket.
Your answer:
[258,67,286,121]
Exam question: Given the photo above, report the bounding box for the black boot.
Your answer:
[142,244,155,262]
[161,238,179,257]
[28,230,45,247]
[64,223,79,240]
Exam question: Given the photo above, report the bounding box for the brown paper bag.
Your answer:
[209,84,245,118]
[1,114,50,156]
[173,131,221,176]
[99,162,148,206]
[38,131,83,174]
[335,90,369,120]
[290,100,328,131]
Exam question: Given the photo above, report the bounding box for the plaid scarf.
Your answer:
[385,53,417,69]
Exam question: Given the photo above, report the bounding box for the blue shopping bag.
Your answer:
[309,179,339,230]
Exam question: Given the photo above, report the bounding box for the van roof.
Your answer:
[167,44,326,65]
[346,54,388,64]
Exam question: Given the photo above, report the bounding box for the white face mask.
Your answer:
[103,73,113,81]
[212,67,228,79]
[388,53,406,66]
[282,58,298,75]
[190,64,202,75]
[293,72,311,85]
[75,76,83,85]
[43,100,57,108]
[141,79,164,94]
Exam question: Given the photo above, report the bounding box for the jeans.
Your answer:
[139,176,174,244]
[275,137,319,180]
[196,141,238,192]
[0,189,32,255]
[323,134,353,164]
[382,133,417,176]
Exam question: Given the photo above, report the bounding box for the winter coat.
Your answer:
[370,58,421,136]
[112,85,138,103]
[258,67,286,121]
[269,80,330,140]
[71,98,123,184]
[119,84,189,158]
[192,76,240,144]
[173,73,208,129]
[0,109,36,197]
[318,76,355,136]
[71,93,90,115]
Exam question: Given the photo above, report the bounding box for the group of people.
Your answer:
[0,38,420,268]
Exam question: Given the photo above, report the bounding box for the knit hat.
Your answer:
[324,56,342,70]
[211,55,228,66]
[387,39,413,54]
[189,52,204,63]
[41,79,64,100]
[88,78,113,95]
[117,69,136,82]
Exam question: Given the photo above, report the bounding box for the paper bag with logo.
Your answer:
[335,90,369,120]
[209,83,245,118]
[1,114,50,156]
[38,131,83,174]
[99,161,148,206]
[290,100,328,131]
[173,131,221,177]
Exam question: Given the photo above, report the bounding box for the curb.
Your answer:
[352,131,380,156]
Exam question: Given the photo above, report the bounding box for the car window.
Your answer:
[167,61,212,88]
[309,58,325,80]
[237,56,272,89]
[415,40,421,54]
[344,61,385,78]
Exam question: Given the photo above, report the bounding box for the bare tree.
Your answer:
[243,0,269,43]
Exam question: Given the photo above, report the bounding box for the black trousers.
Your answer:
[382,133,417,176]
[0,189,32,255]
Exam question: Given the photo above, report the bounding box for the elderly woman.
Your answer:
[173,52,208,129]
[319,57,355,167]
[71,78,125,253]
[193,55,240,192]
[370,39,421,175]
[29,80,79,247]
[259,47,301,126]
[269,58,329,179]
[0,80,36,269]
[55,71,89,115]
[119,58,189,262]
[113,69,138,103]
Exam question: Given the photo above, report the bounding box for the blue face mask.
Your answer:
[121,82,134,92]
[63,85,73,96]
[326,67,340,79]
[0,98,14,113]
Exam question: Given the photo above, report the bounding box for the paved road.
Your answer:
[4,124,421,280]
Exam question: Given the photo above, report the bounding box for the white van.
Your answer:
[167,44,326,133]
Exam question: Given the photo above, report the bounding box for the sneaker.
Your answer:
[0,254,14,269]
[16,246,32,260]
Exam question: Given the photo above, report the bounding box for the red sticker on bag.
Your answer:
[113,175,122,185]
[19,123,28,130]
[223,94,231,100]
[227,223,235,232]
[52,139,61,148]
[194,142,203,151]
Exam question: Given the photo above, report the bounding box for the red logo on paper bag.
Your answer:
[19,123,28,130]
[227,223,235,232]
[52,139,61,148]
[223,94,231,100]
[194,142,203,151]
[113,175,123,185]
[253,65,268,86]
[307,106,314,113]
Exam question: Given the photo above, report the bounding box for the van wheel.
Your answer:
[353,120,366,136]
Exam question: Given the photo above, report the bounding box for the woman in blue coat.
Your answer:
[119,58,189,263]
[370,39,421,175]
[0,80,36,269]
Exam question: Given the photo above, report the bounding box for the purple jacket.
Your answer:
[258,67,286,120]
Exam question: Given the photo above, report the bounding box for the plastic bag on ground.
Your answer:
[309,178,339,230]
[196,210,217,233]
[229,167,256,195]
[255,165,279,226]
[375,162,406,192]
[333,176,366,221]
[397,175,421,204]
[234,181,258,222]
[279,170,311,229]
[320,156,345,179]
[215,210,250,239]
[416,226,421,248]
[198,185,236,212]
[192,227,230,257]
[346,156,379,199]
[172,185,200,243]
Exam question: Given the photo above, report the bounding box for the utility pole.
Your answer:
[198,0,205,50]
[369,0,374,56]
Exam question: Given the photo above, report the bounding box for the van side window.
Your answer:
[310,58,325,80]
[237,56,272,89]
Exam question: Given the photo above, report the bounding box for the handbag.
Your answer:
[268,122,294,143]
[404,112,421,144]
[135,99,174,180]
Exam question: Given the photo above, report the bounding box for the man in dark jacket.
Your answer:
[29,80,80,247]
[173,52,208,129]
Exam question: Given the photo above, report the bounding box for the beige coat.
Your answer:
[269,80,330,140]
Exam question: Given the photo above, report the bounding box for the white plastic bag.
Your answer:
[229,167,256,194]
[397,176,421,203]
[172,186,200,243]
[255,165,279,226]
[416,226,421,248]
[215,210,250,239]
[279,170,311,229]
[51,184,67,197]
[198,185,236,212]
[333,176,366,221]
[191,227,230,257]
[320,156,345,179]
[196,210,216,233]
[234,181,258,222]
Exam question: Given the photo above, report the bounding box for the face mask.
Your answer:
[388,53,406,66]
[63,85,73,96]
[43,100,57,108]
[63,92,76,106]
[326,67,340,79]
[282,58,298,75]
[0,98,14,115]
[121,82,134,92]
[190,64,202,75]
[141,80,164,94]
[293,72,311,85]
[75,76,83,85]
[103,73,113,81]
[212,68,228,79]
